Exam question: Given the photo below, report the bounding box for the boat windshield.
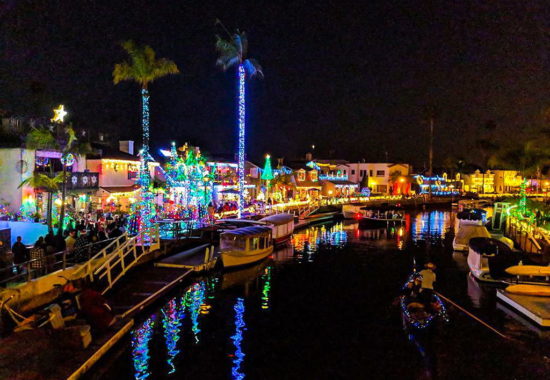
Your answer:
[221,235,246,251]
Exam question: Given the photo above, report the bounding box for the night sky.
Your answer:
[0,0,548,167]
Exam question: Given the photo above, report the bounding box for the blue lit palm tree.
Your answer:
[215,23,263,217]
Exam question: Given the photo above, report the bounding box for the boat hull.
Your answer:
[221,246,274,268]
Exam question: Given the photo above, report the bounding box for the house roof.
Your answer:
[100,185,139,193]
[323,180,358,186]
[88,147,140,162]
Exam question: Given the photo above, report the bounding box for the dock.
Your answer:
[155,243,218,272]
[497,289,550,327]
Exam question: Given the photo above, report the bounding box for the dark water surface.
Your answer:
[91,210,550,380]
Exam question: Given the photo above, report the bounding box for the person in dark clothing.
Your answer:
[11,236,28,273]
[79,281,116,333]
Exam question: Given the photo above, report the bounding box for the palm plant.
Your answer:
[488,139,550,191]
[19,172,63,231]
[113,41,179,165]
[113,41,178,237]
[215,23,263,217]
[23,125,91,234]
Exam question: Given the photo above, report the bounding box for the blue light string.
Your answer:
[231,297,246,380]
[237,64,246,218]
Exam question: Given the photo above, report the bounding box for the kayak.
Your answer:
[505,265,550,277]
[505,284,550,297]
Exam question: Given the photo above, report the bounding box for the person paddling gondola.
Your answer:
[419,262,437,306]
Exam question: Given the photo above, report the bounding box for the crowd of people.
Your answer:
[0,214,128,285]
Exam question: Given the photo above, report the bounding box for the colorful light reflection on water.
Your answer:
[231,298,246,380]
[161,299,185,374]
[411,210,451,243]
[132,316,155,380]
[292,222,348,257]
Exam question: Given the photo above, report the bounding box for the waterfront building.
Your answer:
[347,162,411,194]
[462,170,495,193]
[0,147,98,217]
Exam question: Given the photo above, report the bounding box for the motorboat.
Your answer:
[358,208,405,228]
[467,237,520,282]
[400,272,449,330]
[452,224,491,251]
[259,213,295,245]
[220,226,274,268]
[454,208,487,233]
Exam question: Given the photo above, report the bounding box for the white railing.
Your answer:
[94,226,160,294]
[71,232,129,281]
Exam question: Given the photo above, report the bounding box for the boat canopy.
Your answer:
[469,237,514,256]
[259,213,294,225]
[221,225,272,237]
[457,208,486,221]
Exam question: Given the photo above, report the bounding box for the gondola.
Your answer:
[399,272,449,330]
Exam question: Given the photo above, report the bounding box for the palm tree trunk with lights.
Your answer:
[237,64,246,217]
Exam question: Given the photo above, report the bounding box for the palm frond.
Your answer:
[243,59,263,79]
[114,40,179,87]
[18,173,61,192]
[26,128,59,150]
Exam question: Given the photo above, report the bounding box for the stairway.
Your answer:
[72,227,160,294]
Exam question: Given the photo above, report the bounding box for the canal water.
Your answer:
[91,210,550,380]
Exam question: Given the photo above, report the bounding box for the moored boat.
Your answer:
[259,213,295,245]
[467,237,520,282]
[452,224,491,251]
[220,226,274,268]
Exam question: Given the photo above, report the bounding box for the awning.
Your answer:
[100,186,139,194]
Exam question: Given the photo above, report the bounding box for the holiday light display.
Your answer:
[162,298,185,374]
[51,104,67,123]
[132,316,155,380]
[519,178,528,215]
[160,143,213,226]
[237,64,246,217]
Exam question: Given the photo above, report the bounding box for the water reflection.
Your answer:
[292,222,348,259]
[132,316,155,380]
[183,282,207,343]
[260,266,272,310]
[231,298,246,380]
[411,210,451,243]
[162,299,185,374]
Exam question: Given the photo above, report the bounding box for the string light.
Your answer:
[237,64,246,218]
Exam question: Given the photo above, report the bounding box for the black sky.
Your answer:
[0,0,548,167]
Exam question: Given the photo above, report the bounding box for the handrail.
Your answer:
[0,237,119,287]
[72,232,128,280]
[93,226,160,293]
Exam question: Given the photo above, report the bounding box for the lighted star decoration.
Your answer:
[51,104,67,123]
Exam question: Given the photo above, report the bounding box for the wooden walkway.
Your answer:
[155,243,218,272]
[497,290,550,327]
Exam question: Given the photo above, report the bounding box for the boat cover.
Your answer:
[221,225,272,237]
[259,213,294,225]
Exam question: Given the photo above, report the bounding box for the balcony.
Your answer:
[64,172,99,190]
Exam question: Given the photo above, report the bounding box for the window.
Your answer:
[343,170,347,175]
[351,170,355,175]
[297,170,306,182]
[369,170,373,177]
[376,170,385,177]
[310,170,318,181]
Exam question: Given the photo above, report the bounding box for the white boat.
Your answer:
[453,208,487,233]
[453,224,490,251]
[220,226,274,268]
[467,237,520,282]
[259,213,295,245]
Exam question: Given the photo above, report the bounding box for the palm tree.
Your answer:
[19,172,63,232]
[489,139,550,191]
[113,41,179,236]
[215,23,263,217]
[23,125,91,234]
